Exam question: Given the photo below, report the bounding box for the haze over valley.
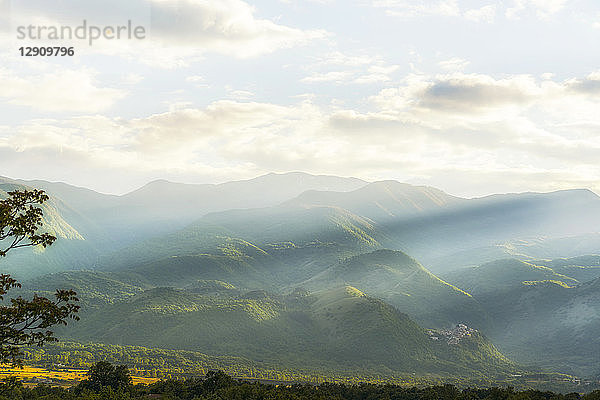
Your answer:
[3,171,600,386]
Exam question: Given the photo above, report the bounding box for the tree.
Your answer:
[79,361,132,391]
[0,189,79,366]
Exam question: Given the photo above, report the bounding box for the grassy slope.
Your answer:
[441,259,579,296]
[0,182,98,278]
[534,255,600,283]
[474,280,597,376]
[301,249,487,329]
[440,257,600,376]
[20,270,148,309]
[59,285,513,377]
[99,205,383,289]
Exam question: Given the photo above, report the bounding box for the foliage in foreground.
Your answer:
[1,366,600,400]
[0,189,79,366]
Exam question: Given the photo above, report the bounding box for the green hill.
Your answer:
[60,285,513,377]
[200,205,380,249]
[442,257,600,376]
[473,280,592,375]
[20,270,147,309]
[442,259,579,296]
[300,249,486,328]
[0,182,82,241]
[127,253,271,289]
[534,255,600,283]
[0,180,97,278]
[100,205,382,286]
[6,173,600,381]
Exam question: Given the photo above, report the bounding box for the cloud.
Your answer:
[225,88,255,100]
[353,65,400,84]
[368,73,547,116]
[0,67,126,112]
[506,0,569,19]
[2,0,327,68]
[565,71,600,94]
[463,5,496,23]
[375,0,570,23]
[413,73,541,112]
[1,0,599,198]
[121,74,145,85]
[325,71,600,193]
[186,75,209,89]
[129,100,300,152]
[373,0,495,23]
[315,51,377,67]
[147,0,327,58]
[374,0,460,18]
[4,71,600,196]
[302,51,399,85]
[301,71,354,83]
[0,100,324,193]
[186,75,205,83]
[437,57,470,71]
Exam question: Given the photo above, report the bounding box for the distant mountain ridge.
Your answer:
[121,172,368,221]
[4,172,600,280]
[0,172,368,277]
[285,180,464,221]
[6,171,600,380]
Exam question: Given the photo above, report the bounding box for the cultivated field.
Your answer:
[0,364,159,387]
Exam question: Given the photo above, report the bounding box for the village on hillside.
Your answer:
[427,324,478,345]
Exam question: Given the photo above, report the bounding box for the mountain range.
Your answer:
[3,172,600,381]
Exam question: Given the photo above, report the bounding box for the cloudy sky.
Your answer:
[1,0,599,197]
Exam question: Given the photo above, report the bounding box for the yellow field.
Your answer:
[0,365,159,387]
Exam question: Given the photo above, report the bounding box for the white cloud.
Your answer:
[1,0,599,198]
[375,0,460,18]
[353,64,400,84]
[0,67,126,112]
[121,73,145,85]
[4,70,600,196]
[506,0,569,19]
[463,5,496,23]
[186,75,205,83]
[147,0,328,59]
[376,0,570,22]
[302,51,399,85]
[186,75,209,89]
[301,71,354,83]
[226,89,255,100]
[2,0,327,68]
[316,51,377,67]
[369,73,548,118]
[407,73,543,112]
[437,57,470,71]
[167,101,195,111]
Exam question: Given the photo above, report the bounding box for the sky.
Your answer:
[0,0,599,197]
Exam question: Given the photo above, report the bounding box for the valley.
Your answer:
[2,172,600,389]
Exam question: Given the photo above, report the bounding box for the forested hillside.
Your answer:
[4,172,600,387]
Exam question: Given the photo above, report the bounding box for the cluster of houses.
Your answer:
[427,324,477,345]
